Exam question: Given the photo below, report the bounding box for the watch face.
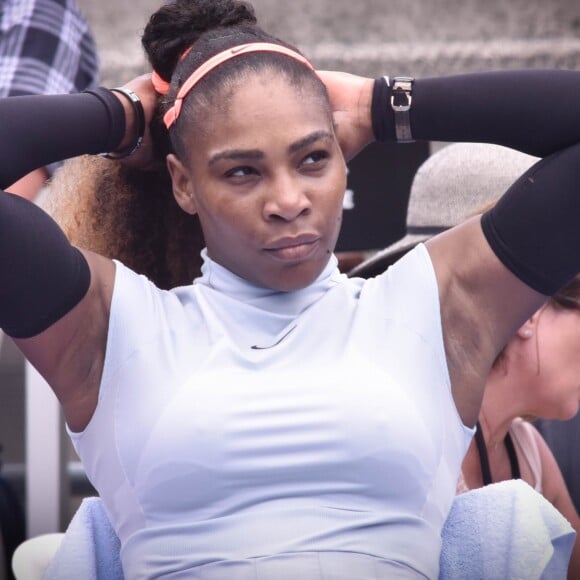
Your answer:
[391,78,413,111]
[392,88,410,109]
[390,78,414,142]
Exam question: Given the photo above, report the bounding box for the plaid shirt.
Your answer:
[0,0,99,97]
[0,0,99,174]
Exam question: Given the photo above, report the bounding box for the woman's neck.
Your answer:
[477,407,512,450]
[459,366,527,490]
[477,362,525,448]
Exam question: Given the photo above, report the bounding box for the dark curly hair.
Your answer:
[142,0,257,84]
[47,0,324,290]
[46,156,204,290]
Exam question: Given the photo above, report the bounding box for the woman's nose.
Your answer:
[263,179,311,222]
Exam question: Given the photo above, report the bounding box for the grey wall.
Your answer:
[77,0,580,85]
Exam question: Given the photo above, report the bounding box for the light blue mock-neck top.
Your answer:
[70,246,473,579]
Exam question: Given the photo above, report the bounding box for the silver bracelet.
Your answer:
[101,87,145,159]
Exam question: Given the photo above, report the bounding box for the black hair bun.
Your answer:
[142,0,257,81]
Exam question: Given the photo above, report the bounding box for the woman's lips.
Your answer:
[264,235,321,261]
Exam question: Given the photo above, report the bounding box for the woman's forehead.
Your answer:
[177,69,332,157]
[229,67,324,102]
[198,71,329,127]
[185,87,334,164]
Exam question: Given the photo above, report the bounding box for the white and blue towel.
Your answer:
[43,479,575,579]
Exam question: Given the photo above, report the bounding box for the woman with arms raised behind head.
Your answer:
[3,0,580,577]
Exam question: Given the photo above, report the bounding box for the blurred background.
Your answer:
[80,0,580,85]
[1,0,580,553]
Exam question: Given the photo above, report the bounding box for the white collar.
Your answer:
[195,249,343,317]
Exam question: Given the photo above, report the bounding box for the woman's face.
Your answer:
[168,72,347,292]
[520,305,580,420]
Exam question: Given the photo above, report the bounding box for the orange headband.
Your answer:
[152,71,170,95]
[152,45,194,95]
[161,42,315,129]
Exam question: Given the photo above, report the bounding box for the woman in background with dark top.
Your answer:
[457,275,580,580]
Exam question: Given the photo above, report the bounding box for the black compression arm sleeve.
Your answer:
[0,191,90,338]
[0,88,125,337]
[481,141,580,295]
[373,69,580,157]
[0,88,124,188]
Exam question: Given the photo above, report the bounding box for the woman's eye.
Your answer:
[302,150,329,167]
[225,166,257,178]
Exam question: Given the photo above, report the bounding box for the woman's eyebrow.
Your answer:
[289,130,333,154]
[208,130,333,166]
[208,149,263,166]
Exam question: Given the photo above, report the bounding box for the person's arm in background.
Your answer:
[0,0,99,200]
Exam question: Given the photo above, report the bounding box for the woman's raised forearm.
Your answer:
[0,88,125,189]
[373,69,580,157]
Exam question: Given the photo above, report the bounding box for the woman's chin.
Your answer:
[557,401,580,421]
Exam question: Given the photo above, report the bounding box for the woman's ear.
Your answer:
[516,306,545,340]
[166,153,197,215]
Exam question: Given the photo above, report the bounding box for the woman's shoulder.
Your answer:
[360,243,438,301]
[510,418,543,492]
[108,260,201,344]
[510,418,542,453]
[359,243,443,334]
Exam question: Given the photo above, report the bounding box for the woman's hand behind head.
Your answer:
[317,71,374,161]
[116,73,161,171]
